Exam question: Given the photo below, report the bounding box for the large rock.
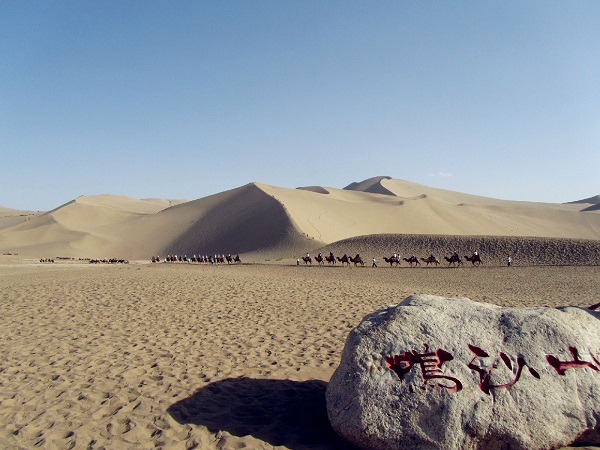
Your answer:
[326,295,600,450]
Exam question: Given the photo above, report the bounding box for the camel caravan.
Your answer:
[152,254,242,265]
[299,251,486,267]
[299,252,365,267]
[89,258,129,264]
[37,257,129,264]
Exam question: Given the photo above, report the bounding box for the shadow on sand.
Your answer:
[167,377,357,449]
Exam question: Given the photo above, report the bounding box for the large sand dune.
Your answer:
[0,177,598,260]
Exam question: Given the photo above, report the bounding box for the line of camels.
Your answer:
[154,254,242,264]
[301,252,482,267]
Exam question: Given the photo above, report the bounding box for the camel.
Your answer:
[403,256,421,267]
[314,254,324,265]
[325,254,336,264]
[465,254,482,266]
[337,255,351,266]
[234,254,241,263]
[383,256,400,267]
[350,255,364,267]
[420,256,440,266]
[445,254,464,266]
[302,256,312,265]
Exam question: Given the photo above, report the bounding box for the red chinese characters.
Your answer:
[385,344,463,392]
[467,344,540,395]
[546,347,599,376]
[386,343,597,395]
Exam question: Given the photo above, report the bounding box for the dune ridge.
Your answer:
[344,175,395,196]
[568,195,600,205]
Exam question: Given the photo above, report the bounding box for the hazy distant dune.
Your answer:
[0,195,189,257]
[0,207,44,231]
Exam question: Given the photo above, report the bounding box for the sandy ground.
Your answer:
[0,259,598,449]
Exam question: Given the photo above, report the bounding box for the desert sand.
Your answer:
[0,256,598,449]
[0,177,599,448]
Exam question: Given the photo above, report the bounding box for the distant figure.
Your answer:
[430,252,435,259]
[507,255,512,267]
[372,258,377,268]
[296,258,300,265]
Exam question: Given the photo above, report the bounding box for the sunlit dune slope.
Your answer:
[0,206,44,231]
[271,178,600,244]
[0,195,186,257]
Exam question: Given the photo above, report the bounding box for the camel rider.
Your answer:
[474,251,478,257]
[430,252,435,259]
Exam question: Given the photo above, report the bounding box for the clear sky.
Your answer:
[1,1,599,211]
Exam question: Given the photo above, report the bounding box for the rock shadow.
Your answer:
[167,377,356,449]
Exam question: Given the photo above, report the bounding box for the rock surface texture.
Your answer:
[326,295,600,450]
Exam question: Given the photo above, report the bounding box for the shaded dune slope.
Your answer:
[314,234,600,266]
[568,195,600,205]
[344,175,395,196]
[119,183,318,259]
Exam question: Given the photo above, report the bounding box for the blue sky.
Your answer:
[1,1,599,211]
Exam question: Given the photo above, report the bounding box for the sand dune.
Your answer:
[263,178,600,245]
[0,177,598,260]
[0,206,44,231]
[0,195,182,258]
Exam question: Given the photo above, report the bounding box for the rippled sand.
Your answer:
[0,260,598,449]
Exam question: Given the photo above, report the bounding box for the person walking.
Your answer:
[507,255,512,267]
[372,257,377,268]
